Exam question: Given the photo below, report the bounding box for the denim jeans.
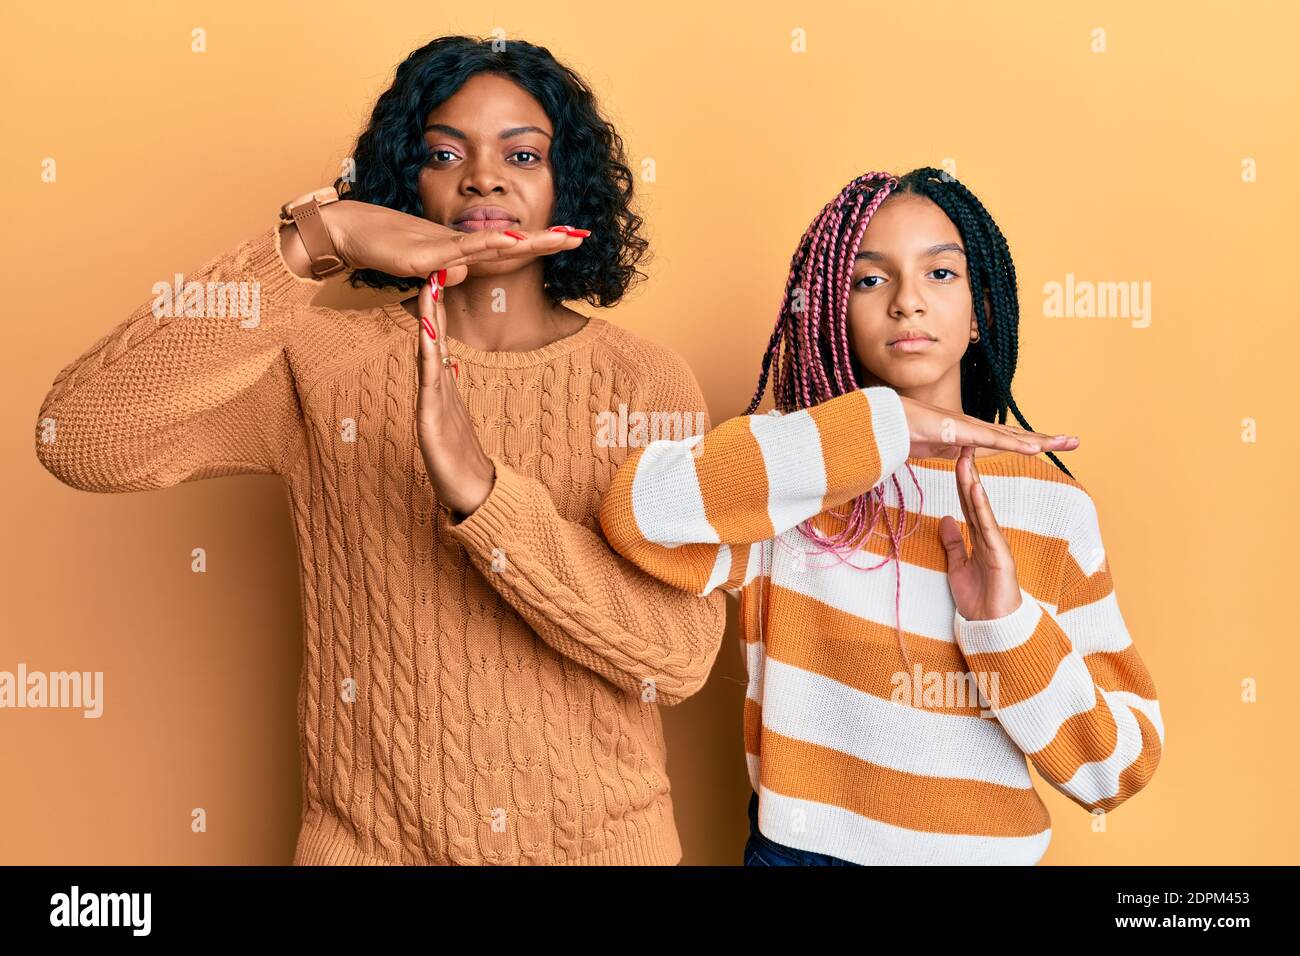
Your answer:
[743,789,861,866]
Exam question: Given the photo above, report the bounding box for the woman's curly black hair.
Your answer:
[333,34,649,307]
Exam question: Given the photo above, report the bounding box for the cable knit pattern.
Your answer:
[34,225,727,865]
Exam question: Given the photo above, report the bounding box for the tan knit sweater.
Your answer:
[34,224,728,865]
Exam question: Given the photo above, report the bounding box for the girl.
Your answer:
[599,168,1164,865]
[35,35,728,865]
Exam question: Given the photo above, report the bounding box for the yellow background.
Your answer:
[4,0,1296,864]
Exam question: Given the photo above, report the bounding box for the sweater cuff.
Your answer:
[444,456,531,557]
[952,587,1042,657]
[245,224,328,307]
[862,385,912,476]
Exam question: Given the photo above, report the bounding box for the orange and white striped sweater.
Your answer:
[598,385,1163,865]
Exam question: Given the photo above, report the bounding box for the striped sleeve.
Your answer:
[597,385,911,597]
[952,487,1164,814]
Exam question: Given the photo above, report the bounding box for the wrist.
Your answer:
[451,462,497,524]
[279,186,346,278]
[426,455,496,525]
[960,591,1023,622]
[276,222,316,281]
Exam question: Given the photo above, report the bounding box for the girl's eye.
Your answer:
[930,268,959,280]
[856,275,885,289]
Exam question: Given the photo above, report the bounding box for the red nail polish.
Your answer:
[564,228,591,237]
[453,362,459,381]
[504,230,526,240]
[421,316,437,341]
[436,268,446,286]
[547,225,571,232]
[432,284,441,303]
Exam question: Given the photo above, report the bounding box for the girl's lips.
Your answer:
[453,219,518,233]
[888,337,936,352]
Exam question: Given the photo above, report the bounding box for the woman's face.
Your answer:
[847,193,978,394]
[418,72,557,276]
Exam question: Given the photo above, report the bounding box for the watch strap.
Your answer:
[281,187,346,278]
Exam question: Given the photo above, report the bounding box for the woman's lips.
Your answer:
[888,337,936,352]
[453,219,518,233]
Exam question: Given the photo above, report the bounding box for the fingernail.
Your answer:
[436,268,447,285]
[421,316,437,341]
[432,285,440,303]
[453,362,459,381]
[564,228,591,237]
[504,229,526,240]
[547,225,572,232]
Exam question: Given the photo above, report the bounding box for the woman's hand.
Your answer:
[324,199,586,282]
[898,393,1079,460]
[938,446,1023,620]
[415,271,494,520]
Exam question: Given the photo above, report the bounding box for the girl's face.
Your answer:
[418,72,557,277]
[847,193,980,397]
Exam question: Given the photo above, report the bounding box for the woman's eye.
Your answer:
[510,150,542,163]
[856,275,885,289]
[930,268,959,280]
[430,149,459,163]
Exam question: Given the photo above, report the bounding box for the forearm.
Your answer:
[955,587,1163,813]
[599,384,910,595]
[446,458,729,704]
[35,226,318,491]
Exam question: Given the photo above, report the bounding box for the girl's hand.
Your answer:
[898,393,1079,460]
[324,200,586,282]
[938,446,1024,621]
[415,271,494,520]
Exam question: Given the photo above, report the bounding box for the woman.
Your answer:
[599,168,1164,865]
[35,35,727,865]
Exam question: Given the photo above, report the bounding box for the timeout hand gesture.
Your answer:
[409,225,588,522]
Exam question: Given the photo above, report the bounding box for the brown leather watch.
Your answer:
[279,186,346,278]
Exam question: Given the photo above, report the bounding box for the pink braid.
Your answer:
[750,171,927,671]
